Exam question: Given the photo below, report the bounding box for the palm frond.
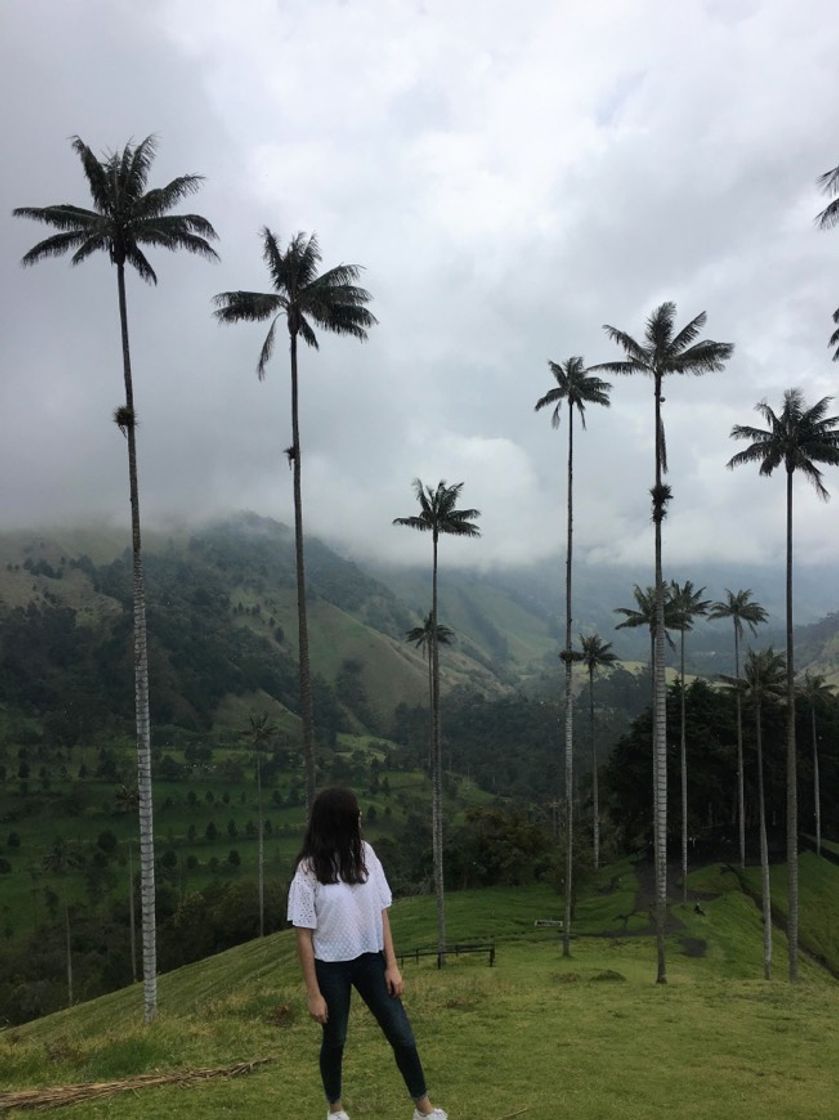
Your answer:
[213,291,284,323]
[256,316,281,381]
[124,135,159,197]
[298,315,319,349]
[138,176,207,219]
[816,161,839,229]
[534,386,563,427]
[12,203,100,231]
[392,515,431,531]
[646,301,676,352]
[18,231,89,265]
[309,300,376,340]
[69,136,112,212]
[667,310,707,355]
[601,326,649,367]
[135,221,220,262]
[125,244,157,285]
[71,235,110,266]
[672,338,734,375]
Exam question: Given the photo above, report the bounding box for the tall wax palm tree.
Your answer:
[723,649,787,980]
[798,673,834,857]
[394,481,480,959]
[669,580,710,902]
[578,633,618,870]
[405,614,455,771]
[815,157,839,360]
[14,135,218,1024]
[708,589,768,868]
[596,303,733,983]
[214,232,376,810]
[535,356,611,956]
[728,389,839,981]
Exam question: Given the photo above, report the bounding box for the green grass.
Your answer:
[741,852,839,975]
[3,861,838,1119]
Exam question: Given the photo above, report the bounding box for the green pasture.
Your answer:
[2,858,838,1119]
[0,755,471,945]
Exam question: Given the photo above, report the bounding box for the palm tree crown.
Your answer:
[708,589,768,643]
[393,480,481,541]
[534,357,612,428]
[740,648,787,706]
[594,301,733,473]
[728,390,839,494]
[14,135,219,279]
[669,580,710,633]
[406,613,455,654]
[615,583,681,640]
[213,230,376,375]
[579,633,618,676]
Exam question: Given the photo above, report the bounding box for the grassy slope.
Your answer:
[2,859,838,1120]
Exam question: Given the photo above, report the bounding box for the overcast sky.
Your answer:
[2,0,838,575]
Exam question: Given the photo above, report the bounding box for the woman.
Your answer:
[288,787,447,1120]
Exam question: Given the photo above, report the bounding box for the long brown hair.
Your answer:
[297,787,368,885]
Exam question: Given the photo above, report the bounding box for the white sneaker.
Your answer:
[327,1111,350,1120]
[413,1110,448,1120]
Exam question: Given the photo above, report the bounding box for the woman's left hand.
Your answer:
[384,965,404,997]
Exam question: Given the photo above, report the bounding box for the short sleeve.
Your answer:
[287,862,318,928]
[365,842,393,909]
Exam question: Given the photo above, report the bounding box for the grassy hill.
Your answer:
[2,856,838,1119]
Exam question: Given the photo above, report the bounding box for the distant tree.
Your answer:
[205,821,218,843]
[394,479,480,960]
[228,850,241,869]
[7,832,21,850]
[798,673,835,856]
[214,232,376,809]
[536,356,611,956]
[597,302,733,983]
[729,389,839,981]
[708,589,768,868]
[15,136,218,1024]
[815,157,839,360]
[578,633,618,869]
[227,819,238,840]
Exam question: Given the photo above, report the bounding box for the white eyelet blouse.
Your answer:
[287,840,393,962]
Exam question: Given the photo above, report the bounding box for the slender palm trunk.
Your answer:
[811,707,821,856]
[289,331,316,810]
[430,532,446,960]
[257,756,264,938]
[128,839,137,983]
[734,623,746,869]
[785,468,799,982]
[426,651,433,774]
[680,631,688,904]
[117,262,157,1024]
[65,904,73,1008]
[590,667,600,870]
[652,375,668,984]
[755,700,772,979]
[562,404,574,957]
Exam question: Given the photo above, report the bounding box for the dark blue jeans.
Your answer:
[314,951,427,1104]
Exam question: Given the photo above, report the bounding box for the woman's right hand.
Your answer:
[307,992,329,1024]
